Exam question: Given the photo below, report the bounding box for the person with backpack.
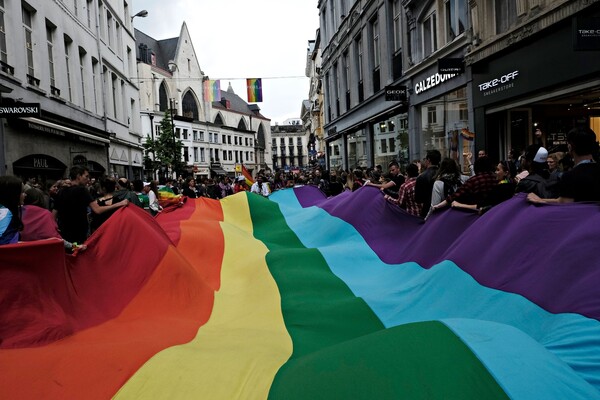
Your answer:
[427,158,467,219]
[431,156,498,214]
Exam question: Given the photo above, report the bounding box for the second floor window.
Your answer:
[423,12,437,57]
[495,0,517,34]
[0,1,7,64]
[46,24,55,87]
[23,6,34,77]
[371,19,380,68]
[446,0,467,41]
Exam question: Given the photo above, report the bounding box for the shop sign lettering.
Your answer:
[414,73,458,95]
[33,157,48,168]
[0,103,41,117]
[478,71,519,92]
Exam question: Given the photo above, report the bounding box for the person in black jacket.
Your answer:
[414,149,441,218]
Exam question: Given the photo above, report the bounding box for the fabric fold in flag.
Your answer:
[2,187,600,399]
[246,78,263,102]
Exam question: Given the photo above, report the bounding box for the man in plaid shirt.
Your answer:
[389,163,422,217]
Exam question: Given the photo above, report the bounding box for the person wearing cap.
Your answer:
[528,126,600,204]
[234,175,249,193]
[132,180,150,212]
[144,180,162,216]
[515,144,557,198]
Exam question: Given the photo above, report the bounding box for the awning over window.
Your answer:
[211,167,227,176]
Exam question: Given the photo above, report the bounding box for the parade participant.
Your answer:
[90,177,118,233]
[52,166,128,244]
[528,127,600,204]
[113,178,143,207]
[415,149,441,218]
[387,163,422,217]
[516,145,557,198]
[0,175,24,245]
[145,181,162,216]
[251,175,270,197]
[365,160,405,199]
[234,175,249,193]
[182,177,200,198]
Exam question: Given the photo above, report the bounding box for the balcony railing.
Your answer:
[26,74,40,87]
[0,60,14,75]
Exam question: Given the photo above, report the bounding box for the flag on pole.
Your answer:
[246,78,263,103]
[203,80,221,102]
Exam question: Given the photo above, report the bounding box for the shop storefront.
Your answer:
[325,102,409,172]
[373,113,409,169]
[6,117,109,184]
[109,142,144,180]
[471,3,600,162]
[409,61,472,170]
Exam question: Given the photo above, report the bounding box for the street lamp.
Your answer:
[169,98,178,177]
[131,9,148,22]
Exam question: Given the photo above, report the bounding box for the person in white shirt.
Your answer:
[250,175,271,197]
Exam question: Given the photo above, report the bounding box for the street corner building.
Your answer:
[2,186,600,399]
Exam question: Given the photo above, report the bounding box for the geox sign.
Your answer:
[0,103,41,117]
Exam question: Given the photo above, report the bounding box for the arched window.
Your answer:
[159,81,169,111]
[214,113,224,126]
[237,118,247,131]
[182,90,199,120]
[256,124,266,149]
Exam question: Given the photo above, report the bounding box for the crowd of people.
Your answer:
[1,127,599,250]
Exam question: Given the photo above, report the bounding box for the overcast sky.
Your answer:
[132,0,320,125]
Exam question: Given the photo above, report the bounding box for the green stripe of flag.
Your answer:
[247,195,509,400]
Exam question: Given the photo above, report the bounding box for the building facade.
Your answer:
[0,0,144,182]
[303,33,326,169]
[135,23,272,180]
[317,0,600,171]
[467,0,600,162]
[271,118,310,172]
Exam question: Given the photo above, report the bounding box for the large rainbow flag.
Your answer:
[1,186,600,399]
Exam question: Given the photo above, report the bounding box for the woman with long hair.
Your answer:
[430,158,464,209]
[451,160,516,214]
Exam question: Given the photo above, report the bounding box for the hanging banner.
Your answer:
[246,78,263,103]
[203,80,221,102]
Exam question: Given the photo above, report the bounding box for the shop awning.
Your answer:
[211,167,227,176]
[20,117,110,144]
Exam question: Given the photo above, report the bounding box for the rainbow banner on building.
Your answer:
[203,79,221,102]
[247,78,263,103]
[2,187,600,399]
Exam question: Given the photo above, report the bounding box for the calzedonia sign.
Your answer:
[0,103,41,117]
[414,73,458,95]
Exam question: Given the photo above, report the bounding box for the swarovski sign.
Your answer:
[0,103,41,117]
